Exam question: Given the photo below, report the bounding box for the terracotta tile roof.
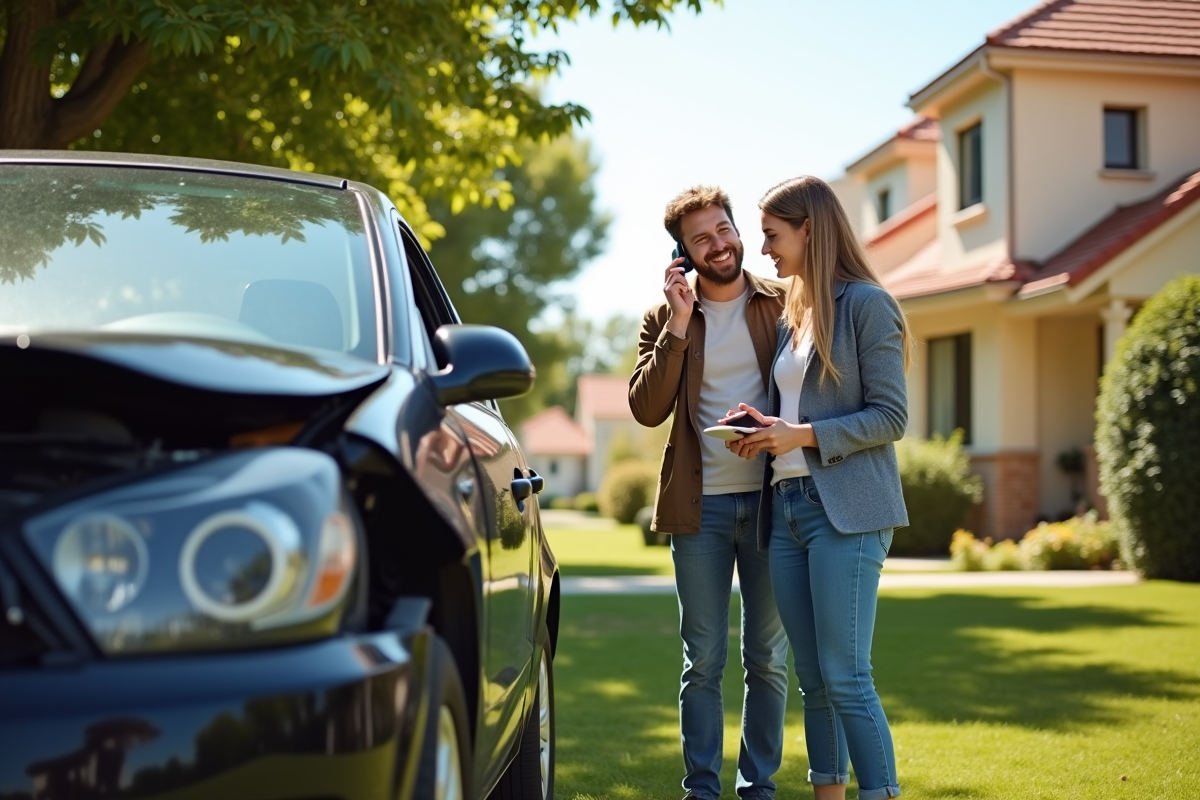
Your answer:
[886,166,1200,301]
[897,116,942,142]
[519,405,590,456]
[987,0,1200,58]
[576,373,635,422]
[1021,167,1200,294]
[883,240,1033,300]
[864,193,938,248]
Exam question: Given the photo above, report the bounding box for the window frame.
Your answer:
[927,332,972,444]
[877,187,892,224]
[958,122,983,210]
[1103,107,1141,170]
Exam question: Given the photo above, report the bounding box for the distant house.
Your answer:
[834,0,1200,540]
[518,406,590,499]
[576,374,645,492]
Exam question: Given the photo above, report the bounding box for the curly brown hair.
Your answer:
[663,186,736,241]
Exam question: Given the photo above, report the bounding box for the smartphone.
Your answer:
[722,410,767,428]
[672,240,695,274]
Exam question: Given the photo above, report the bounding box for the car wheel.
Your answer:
[414,635,473,800]
[490,629,555,800]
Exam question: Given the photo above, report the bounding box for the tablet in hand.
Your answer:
[702,425,761,441]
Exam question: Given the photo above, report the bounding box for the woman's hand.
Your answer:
[722,403,818,459]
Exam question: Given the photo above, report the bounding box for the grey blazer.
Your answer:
[756,280,909,547]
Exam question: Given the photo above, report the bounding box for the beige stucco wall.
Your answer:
[935,81,1010,273]
[1035,316,1101,518]
[867,207,937,275]
[905,299,1038,453]
[1108,207,1200,297]
[1012,69,1200,263]
[526,453,586,499]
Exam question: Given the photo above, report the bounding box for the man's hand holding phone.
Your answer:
[721,403,818,459]
[664,258,695,338]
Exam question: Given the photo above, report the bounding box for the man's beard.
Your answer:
[693,243,744,286]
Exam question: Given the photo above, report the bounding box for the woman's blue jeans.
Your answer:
[671,490,790,800]
[769,476,901,800]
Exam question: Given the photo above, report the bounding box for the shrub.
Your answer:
[1096,275,1200,581]
[949,514,1120,571]
[1019,514,1119,571]
[598,460,658,524]
[572,492,599,513]
[893,432,983,556]
[548,496,574,510]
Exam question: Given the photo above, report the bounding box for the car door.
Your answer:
[398,227,536,784]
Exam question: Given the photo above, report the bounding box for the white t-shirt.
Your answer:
[771,330,813,484]
[697,288,769,495]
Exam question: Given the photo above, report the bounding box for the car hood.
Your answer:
[1,332,390,397]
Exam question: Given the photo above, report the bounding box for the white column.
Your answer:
[1100,299,1133,367]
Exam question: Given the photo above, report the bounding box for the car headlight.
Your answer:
[23,448,359,654]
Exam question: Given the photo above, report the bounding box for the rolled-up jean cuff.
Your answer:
[857,785,901,800]
[807,770,850,786]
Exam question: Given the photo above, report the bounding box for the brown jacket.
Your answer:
[628,271,788,534]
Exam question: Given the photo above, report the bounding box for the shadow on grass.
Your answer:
[874,592,1195,730]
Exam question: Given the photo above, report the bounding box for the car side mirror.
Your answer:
[430,324,535,405]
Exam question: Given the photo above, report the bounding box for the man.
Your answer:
[629,186,790,800]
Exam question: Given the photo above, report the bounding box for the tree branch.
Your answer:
[52,38,150,147]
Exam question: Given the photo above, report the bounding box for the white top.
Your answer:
[770,330,813,484]
[697,287,769,495]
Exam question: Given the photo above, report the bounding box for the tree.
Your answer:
[0,0,712,238]
[428,132,609,422]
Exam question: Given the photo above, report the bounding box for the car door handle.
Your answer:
[511,478,533,502]
[526,469,544,495]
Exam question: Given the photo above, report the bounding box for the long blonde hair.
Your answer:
[759,175,912,385]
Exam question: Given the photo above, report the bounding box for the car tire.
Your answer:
[490,629,555,800]
[414,634,473,800]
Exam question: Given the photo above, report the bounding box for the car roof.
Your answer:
[0,149,347,191]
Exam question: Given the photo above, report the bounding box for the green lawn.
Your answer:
[546,524,675,576]
[552,582,1200,800]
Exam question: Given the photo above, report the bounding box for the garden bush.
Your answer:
[893,431,983,556]
[598,460,658,524]
[547,496,574,510]
[1096,275,1200,581]
[949,513,1120,571]
[572,492,599,513]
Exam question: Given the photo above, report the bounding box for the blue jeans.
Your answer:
[768,476,900,800]
[671,490,790,800]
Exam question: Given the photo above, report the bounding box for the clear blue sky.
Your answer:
[534,0,1033,323]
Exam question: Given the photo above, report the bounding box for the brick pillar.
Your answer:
[968,452,1041,541]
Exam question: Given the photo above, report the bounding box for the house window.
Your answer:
[929,333,972,443]
[548,459,558,475]
[877,188,892,223]
[1104,108,1140,169]
[958,123,983,209]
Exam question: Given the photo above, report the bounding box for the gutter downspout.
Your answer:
[978,49,1016,267]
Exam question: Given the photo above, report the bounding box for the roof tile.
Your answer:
[519,406,591,455]
[987,0,1200,58]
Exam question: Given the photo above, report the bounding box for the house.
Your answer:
[517,405,590,499]
[575,373,647,493]
[835,0,1200,540]
[517,374,656,497]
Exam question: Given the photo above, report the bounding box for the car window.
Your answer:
[0,164,378,361]
[399,224,459,369]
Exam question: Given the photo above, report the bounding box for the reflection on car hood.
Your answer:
[4,332,390,396]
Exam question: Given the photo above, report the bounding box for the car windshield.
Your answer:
[0,163,377,360]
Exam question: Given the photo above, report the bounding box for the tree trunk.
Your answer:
[0,0,58,148]
[0,0,150,149]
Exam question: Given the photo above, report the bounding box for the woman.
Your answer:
[723,175,910,800]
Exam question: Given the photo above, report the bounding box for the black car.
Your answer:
[0,151,559,800]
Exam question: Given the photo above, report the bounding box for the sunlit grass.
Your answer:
[546,523,676,577]
[552,583,1200,799]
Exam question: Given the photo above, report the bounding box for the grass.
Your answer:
[546,523,675,576]
[544,524,953,577]
[551,582,1200,800]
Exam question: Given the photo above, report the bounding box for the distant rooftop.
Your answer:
[576,374,634,422]
[519,406,590,456]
